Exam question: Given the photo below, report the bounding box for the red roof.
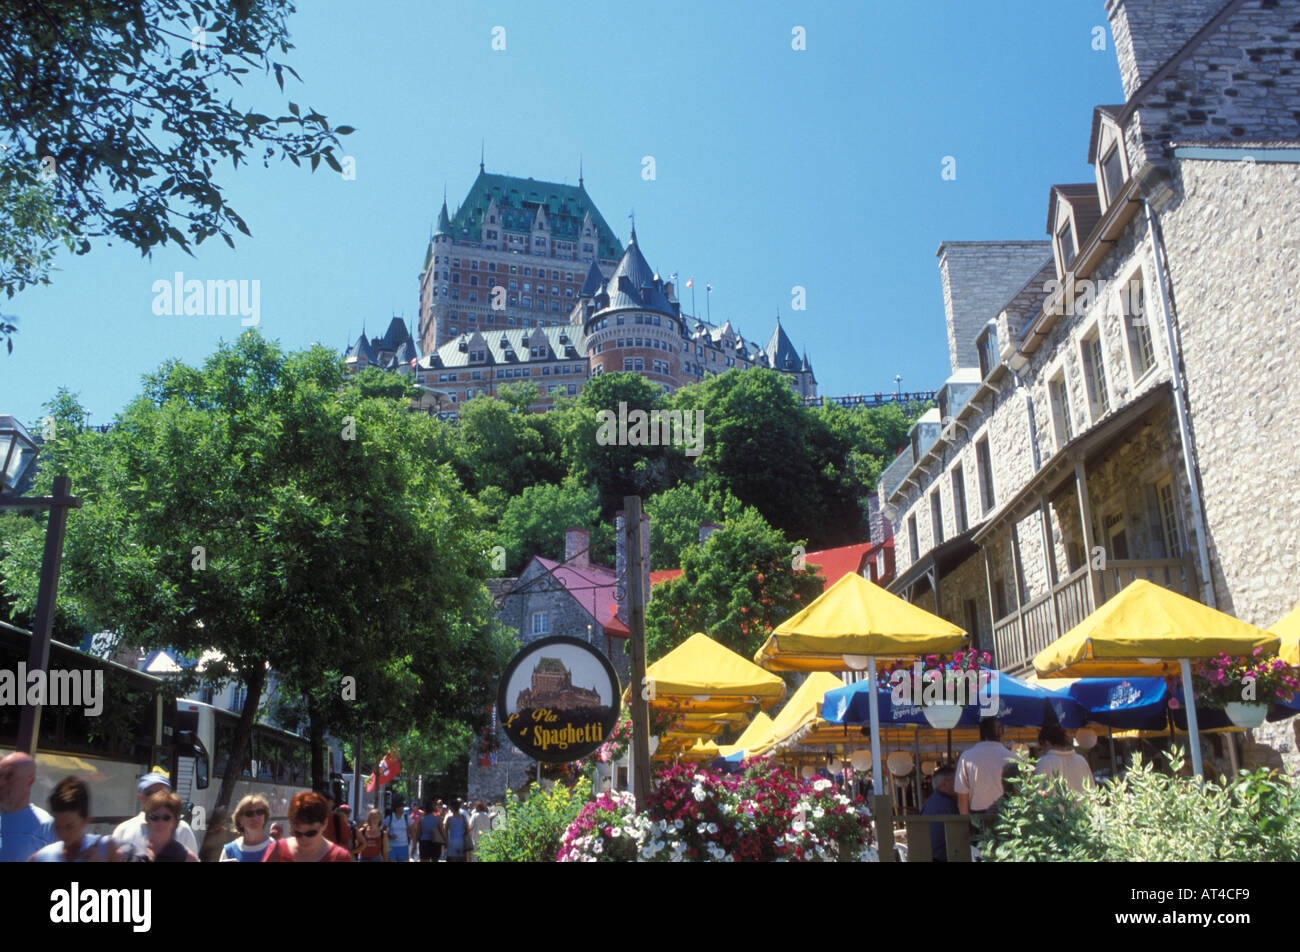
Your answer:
[650,569,682,587]
[805,542,874,592]
[533,557,629,637]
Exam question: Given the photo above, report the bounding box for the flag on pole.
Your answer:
[364,748,402,792]
[706,284,713,293]
[686,278,693,289]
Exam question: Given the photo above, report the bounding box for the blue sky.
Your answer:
[2,1,1124,427]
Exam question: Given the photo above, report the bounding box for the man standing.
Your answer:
[955,718,1015,815]
[919,766,958,862]
[0,752,54,861]
[1034,724,1094,794]
[112,772,199,857]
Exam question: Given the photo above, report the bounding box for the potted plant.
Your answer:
[883,651,992,729]
[1192,649,1300,728]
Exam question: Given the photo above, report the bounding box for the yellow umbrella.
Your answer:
[754,574,965,671]
[632,632,786,713]
[717,711,775,759]
[1270,605,1300,667]
[679,738,723,762]
[748,673,845,757]
[1033,579,1278,777]
[754,573,964,793]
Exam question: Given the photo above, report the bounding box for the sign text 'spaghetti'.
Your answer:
[496,635,621,763]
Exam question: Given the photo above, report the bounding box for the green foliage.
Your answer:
[0,332,513,804]
[575,372,682,515]
[981,750,1300,862]
[494,476,606,576]
[0,0,351,261]
[475,777,592,863]
[645,506,823,661]
[644,483,741,571]
[0,168,75,350]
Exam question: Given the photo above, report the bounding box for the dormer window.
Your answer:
[1057,221,1077,271]
[976,324,999,380]
[1101,145,1125,205]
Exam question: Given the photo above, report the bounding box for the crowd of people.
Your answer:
[0,750,504,863]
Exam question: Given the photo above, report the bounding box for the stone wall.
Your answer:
[937,241,1052,374]
[1158,156,1300,627]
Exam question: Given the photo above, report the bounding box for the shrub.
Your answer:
[981,749,1300,862]
[475,777,591,863]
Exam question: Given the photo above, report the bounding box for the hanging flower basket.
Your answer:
[1224,701,1267,729]
[922,702,964,730]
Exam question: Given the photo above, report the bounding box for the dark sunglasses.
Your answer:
[146,813,174,823]
[292,828,320,838]
[243,808,268,818]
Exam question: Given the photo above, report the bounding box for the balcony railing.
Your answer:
[993,556,1199,672]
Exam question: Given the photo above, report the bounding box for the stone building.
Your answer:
[361,164,818,415]
[879,0,1300,771]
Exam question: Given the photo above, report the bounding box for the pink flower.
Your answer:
[1168,697,1181,709]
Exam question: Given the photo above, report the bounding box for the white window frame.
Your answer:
[1155,475,1184,559]
[1077,319,1111,423]
[1115,260,1157,386]
[531,611,549,636]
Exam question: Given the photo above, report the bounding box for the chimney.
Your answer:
[615,510,652,625]
[565,527,590,568]
[698,522,722,547]
[936,241,1053,374]
[1104,0,1227,102]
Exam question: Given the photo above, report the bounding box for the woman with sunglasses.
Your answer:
[219,794,274,862]
[263,791,352,862]
[124,790,199,862]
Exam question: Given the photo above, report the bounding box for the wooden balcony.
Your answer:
[993,556,1199,673]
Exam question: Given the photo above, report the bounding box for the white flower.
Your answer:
[813,778,832,792]
[791,819,806,833]
[692,785,706,802]
[610,827,622,838]
[593,841,604,855]
[706,822,718,834]
[813,807,825,819]
[674,818,684,829]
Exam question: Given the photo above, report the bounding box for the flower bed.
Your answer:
[558,761,875,862]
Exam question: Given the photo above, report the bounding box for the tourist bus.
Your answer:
[172,697,311,842]
[0,622,177,836]
[1,623,311,849]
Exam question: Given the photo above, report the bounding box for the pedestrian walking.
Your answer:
[443,797,470,863]
[468,801,493,861]
[357,809,387,862]
[418,799,441,862]
[121,790,199,862]
[112,771,199,858]
[29,777,117,862]
[219,794,274,862]
[262,792,352,862]
[383,798,411,862]
[0,752,55,862]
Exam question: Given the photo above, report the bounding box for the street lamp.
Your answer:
[0,415,82,754]
[894,375,903,400]
[0,415,39,492]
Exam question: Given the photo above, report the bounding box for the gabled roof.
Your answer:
[422,325,587,370]
[804,542,875,592]
[1046,184,1103,241]
[376,317,415,353]
[533,556,628,637]
[1087,105,1127,164]
[445,170,624,261]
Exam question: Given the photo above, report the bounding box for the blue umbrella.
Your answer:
[822,669,1085,729]
[1051,677,1170,730]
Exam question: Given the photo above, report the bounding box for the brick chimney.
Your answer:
[615,510,651,625]
[565,527,590,568]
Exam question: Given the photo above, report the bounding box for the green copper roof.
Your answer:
[447,171,624,261]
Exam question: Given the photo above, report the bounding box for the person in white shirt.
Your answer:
[955,718,1015,814]
[112,772,199,856]
[1034,724,1094,795]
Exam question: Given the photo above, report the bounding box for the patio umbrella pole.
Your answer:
[867,656,894,860]
[1179,658,1204,779]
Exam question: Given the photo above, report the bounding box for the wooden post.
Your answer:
[15,475,80,754]
[1074,459,1100,612]
[1039,498,1061,640]
[625,495,652,808]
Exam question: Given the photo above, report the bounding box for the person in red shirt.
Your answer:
[263,792,352,863]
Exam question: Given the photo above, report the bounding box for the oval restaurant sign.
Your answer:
[497,635,621,763]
